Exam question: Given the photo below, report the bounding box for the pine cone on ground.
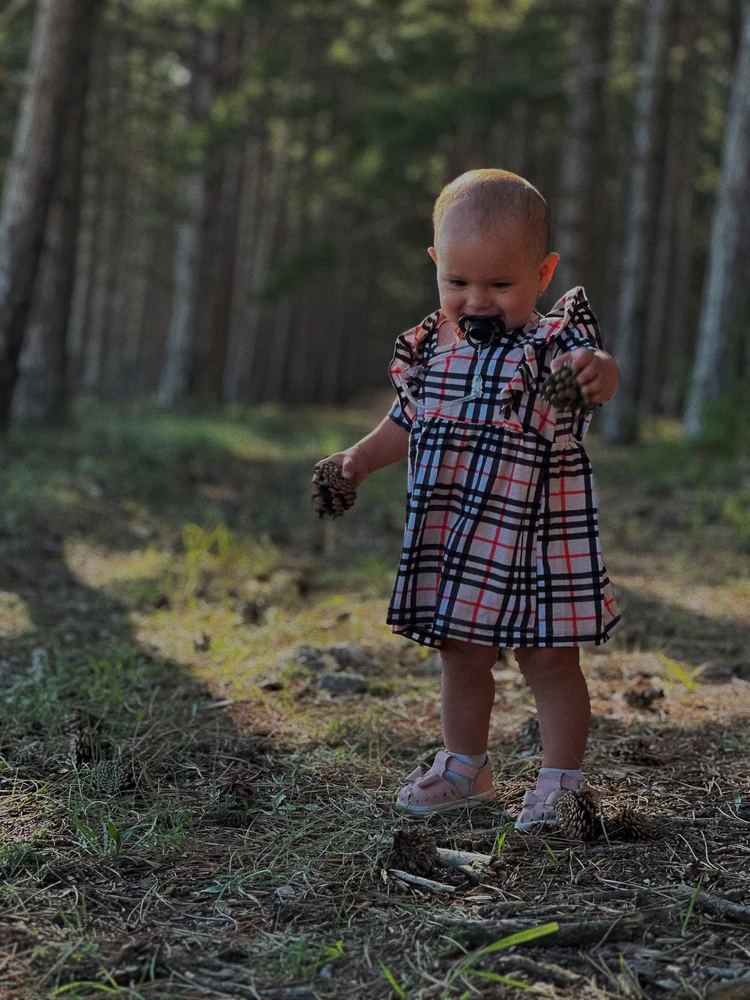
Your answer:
[520,716,541,746]
[555,790,602,841]
[606,806,653,841]
[209,806,252,828]
[93,758,127,795]
[312,462,357,518]
[387,828,437,876]
[540,364,589,411]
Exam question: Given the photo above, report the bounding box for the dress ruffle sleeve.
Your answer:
[387,310,441,429]
[499,286,604,443]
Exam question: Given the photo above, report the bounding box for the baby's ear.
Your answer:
[539,252,559,291]
[428,247,438,265]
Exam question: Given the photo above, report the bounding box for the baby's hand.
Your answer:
[313,446,370,488]
[551,348,619,406]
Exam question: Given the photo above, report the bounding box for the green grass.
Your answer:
[0,402,748,997]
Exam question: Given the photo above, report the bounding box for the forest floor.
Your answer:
[0,398,749,1000]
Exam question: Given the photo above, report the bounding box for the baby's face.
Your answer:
[429,219,558,333]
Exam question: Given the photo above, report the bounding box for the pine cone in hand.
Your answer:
[555,789,602,841]
[540,364,590,411]
[312,462,357,518]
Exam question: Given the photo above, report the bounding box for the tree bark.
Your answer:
[158,28,217,411]
[222,128,290,403]
[640,0,702,416]
[192,28,246,404]
[602,0,674,445]
[0,0,100,428]
[82,34,130,398]
[684,0,750,436]
[11,7,99,423]
[551,0,614,303]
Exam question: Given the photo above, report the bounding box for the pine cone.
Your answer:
[70,729,97,765]
[555,790,602,841]
[520,716,541,746]
[93,759,127,795]
[388,828,437,876]
[66,710,107,765]
[540,364,588,411]
[606,806,653,841]
[209,806,252,828]
[312,462,357,518]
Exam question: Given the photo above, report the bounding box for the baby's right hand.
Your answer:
[314,446,370,488]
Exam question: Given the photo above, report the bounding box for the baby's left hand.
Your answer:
[552,348,619,406]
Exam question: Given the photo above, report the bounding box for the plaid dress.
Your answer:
[386,286,621,649]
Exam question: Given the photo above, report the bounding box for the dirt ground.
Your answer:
[0,406,748,999]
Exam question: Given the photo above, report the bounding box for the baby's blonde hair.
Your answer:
[433,169,550,260]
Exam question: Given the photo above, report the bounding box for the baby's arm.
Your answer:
[316,407,409,486]
[552,347,619,406]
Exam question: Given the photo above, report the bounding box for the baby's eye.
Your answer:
[448,280,467,287]
[492,283,510,289]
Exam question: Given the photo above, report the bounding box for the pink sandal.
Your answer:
[395,750,494,815]
[514,772,601,831]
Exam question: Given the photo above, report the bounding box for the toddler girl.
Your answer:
[317,169,621,830]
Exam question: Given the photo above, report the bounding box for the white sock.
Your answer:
[444,750,488,796]
[448,751,488,768]
[538,767,583,784]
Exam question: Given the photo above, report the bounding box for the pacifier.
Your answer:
[457,314,506,350]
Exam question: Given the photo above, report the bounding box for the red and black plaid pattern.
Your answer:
[386,286,621,648]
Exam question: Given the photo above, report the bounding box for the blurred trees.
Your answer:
[0,0,747,440]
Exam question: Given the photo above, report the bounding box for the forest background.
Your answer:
[1,2,750,999]
[0,0,749,444]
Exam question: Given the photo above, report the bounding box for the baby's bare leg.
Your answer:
[515,647,590,769]
[440,637,498,754]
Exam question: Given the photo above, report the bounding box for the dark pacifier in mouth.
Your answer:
[458,315,506,350]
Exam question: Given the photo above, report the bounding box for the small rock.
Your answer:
[194,633,211,652]
[319,672,368,696]
[327,644,373,671]
[274,885,296,901]
[290,644,334,673]
[625,685,664,709]
[414,654,442,676]
[30,649,49,680]
[241,600,265,626]
[697,661,736,684]
[319,964,334,980]
[259,677,283,691]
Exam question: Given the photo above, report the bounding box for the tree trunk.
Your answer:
[222,129,290,403]
[82,34,129,399]
[158,29,217,411]
[602,0,674,445]
[318,228,352,404]
[640,0,702,416]
[551,0,614,303]
[11,8,99,424]
[191,24,247,404]
[0,0,100,428]
[684,0,750,436]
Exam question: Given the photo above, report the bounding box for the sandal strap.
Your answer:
[414,750,483,789]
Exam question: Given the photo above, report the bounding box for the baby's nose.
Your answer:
[466,289,492,313]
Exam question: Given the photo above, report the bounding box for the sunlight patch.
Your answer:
[0,591,32,639]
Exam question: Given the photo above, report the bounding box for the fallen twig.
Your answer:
[495,955,583,987]
[675,885,750,925]
[435,847,494,868]
[389,869,456,893]
[255,989,316,1000]
[444,914,651,948]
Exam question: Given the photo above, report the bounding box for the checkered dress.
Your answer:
[386,286,621,649]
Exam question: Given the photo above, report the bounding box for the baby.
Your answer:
[318,169,621,830]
